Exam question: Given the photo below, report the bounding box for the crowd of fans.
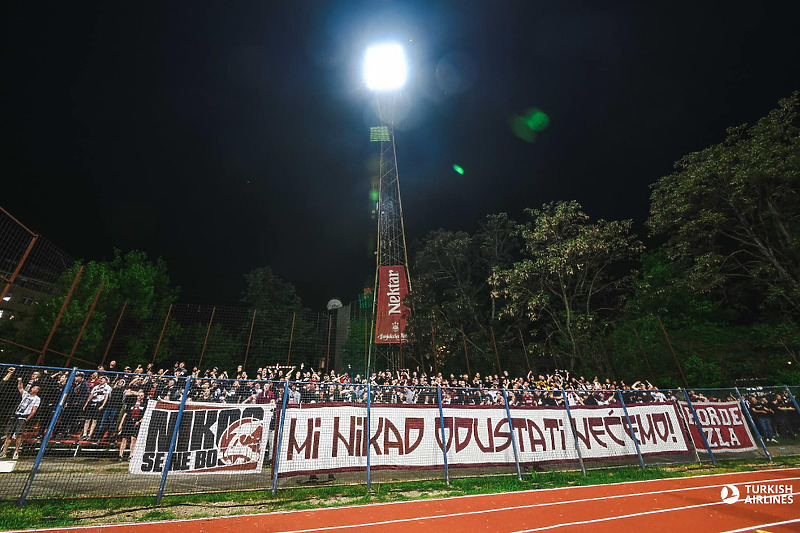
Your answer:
[0,360,798,460]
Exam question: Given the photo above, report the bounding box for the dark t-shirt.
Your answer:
[106,388,126,410]
[68,381,90,406]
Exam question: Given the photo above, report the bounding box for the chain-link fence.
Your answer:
[735,386,800,460]
[1,206,77,367]
[0,363,796,505]
[2,205,357,373]
[1,296,356,378]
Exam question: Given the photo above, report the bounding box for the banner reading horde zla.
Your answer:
[678,401,758,452]
[130,401,274,475]
[276,403,690,477]
[375,265,410,343]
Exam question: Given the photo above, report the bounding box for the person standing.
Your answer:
[749,396,777,443]
[55,373,90,438]
[0,378,40,460]
[95,379,126,442]
[82,376,112,441]
[36,372,68,440]
[117,389,147,461]
[0,367,20,422]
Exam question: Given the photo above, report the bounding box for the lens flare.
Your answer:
[453,165,464,175]
[525,108,550,131]
[510,107,550,143]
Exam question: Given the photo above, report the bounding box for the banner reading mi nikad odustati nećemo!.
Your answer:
[275,402,691,477]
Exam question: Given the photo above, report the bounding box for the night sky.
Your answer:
[3,1,800,310]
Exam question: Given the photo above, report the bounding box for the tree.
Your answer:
[339,317,370,378]
[491,201,643,371]
[9,249,178,366]
[240,267,310,371]
[406,229,480,372]
[648,93,800,320]
[476,213,519,320]
[406,216,522,375]
[241,267,303,315]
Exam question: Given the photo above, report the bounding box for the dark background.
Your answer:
[3,1,800,309]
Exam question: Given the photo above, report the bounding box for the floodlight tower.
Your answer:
[364,43,412,374]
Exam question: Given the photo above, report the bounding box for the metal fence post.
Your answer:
[18,367,77,508]
[436,385,450,485]
[366,382,372,492]
[734,387,772,462]
[156,377,193,503]
[38,267,83,366]
[561,390,586,476]
[271,380,291,495]
[681,388,716,466]
[501,388,522,481]
[785,386,800,415]
[617,390,645,470]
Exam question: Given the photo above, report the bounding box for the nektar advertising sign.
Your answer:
[375,265,410,343]
[130,401,274,475]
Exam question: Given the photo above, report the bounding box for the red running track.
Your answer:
[21,468,800,533]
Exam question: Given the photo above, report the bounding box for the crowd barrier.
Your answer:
[0,364,798,506]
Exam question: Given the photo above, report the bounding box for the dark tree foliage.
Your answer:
[240,266,311,373]
[7,249,177,366]
[648,93,800,321]
[490,201,642,373]
[405,214,524,376]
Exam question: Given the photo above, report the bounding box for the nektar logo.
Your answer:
[720,484,740,504]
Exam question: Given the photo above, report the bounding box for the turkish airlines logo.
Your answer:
[720,484,740,504]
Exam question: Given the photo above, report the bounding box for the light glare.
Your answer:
[364,44,408,92]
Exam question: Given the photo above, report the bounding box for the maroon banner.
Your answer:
[679,401,758,452]
[375,265,410,343]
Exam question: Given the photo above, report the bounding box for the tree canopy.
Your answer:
[489,201,642,371]
[648,93,800,321]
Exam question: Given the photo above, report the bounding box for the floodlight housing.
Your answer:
[363,43,408,92]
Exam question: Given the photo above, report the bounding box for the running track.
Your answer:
[21,468,800,533]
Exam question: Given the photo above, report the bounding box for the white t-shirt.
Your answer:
[89,383,112,404]
[15,391,41,417]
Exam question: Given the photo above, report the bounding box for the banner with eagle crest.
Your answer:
[130,400,274,475]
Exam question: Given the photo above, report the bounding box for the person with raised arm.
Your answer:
[1,376,40,460]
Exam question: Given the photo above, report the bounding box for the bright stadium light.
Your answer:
[363,43,408,92]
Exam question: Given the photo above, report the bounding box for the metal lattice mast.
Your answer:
[368,96,412,374]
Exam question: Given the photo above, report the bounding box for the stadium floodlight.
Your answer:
[363,43,408,92]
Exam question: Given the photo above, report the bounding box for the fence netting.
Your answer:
[22,369,163,498]
[673,388,766,465]
[0,363,798,504]
[274,381,369,488]
[159,376,279,496]
[736,386,800,460]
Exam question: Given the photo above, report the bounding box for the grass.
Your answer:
[0,457,797,531]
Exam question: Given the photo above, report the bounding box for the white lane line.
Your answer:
[273,476,800,533]
[512,491,800,533]
[721,518,800,533]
